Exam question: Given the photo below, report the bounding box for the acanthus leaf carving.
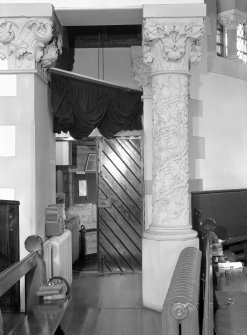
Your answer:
[42,34,62,66]
[143,18,204,72]
[130,46,152,95]
[0,19,15,43]
[218,9,247,29]
[0,17,62,70]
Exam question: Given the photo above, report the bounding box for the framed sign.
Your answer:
[73,173,87,203]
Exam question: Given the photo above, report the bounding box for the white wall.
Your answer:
[190,71,247,190]
[189,0,247,191]
[0,73,56,262]
[72,47,139,90]
[1,0,204,7]
[0,74,36,260]
[35,75,56,240]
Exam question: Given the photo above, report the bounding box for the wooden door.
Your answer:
[97,137,143,272]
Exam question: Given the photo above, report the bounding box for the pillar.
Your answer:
[218,9,247,61]
[141,4,205,311]
[0,4,62,262]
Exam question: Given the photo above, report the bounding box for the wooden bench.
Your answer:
[192,189,247,264]
[201,229,216,335]
[222,235,247,264]
[200,222,247,335]
[0,250,71,335]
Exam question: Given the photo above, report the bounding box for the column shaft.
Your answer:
[227,28,239,60]
[152,72,189,229]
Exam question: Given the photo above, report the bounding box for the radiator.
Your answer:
[162,247,202,335]
[66,216,80,263]
[43,229,72,285]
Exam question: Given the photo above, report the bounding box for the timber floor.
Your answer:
[60,271,162,335]
[72,254,97,272]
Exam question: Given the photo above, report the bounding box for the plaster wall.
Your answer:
[0,73,55,261]
[190,71,247,190]
[0,74,36,260]
[190,0,247,191]
[72,48,139,90]
[34,75,56,240]
[0,0,204,8]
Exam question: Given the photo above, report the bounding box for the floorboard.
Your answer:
[60,272,161,335]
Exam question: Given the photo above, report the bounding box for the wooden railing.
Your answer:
[0,252,45,314]
[0,250,70,335]
[202,236,215,335]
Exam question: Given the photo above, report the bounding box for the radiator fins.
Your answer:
[43,229,73,285]
[162,247,202,335]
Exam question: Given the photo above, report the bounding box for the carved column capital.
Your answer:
[130,46,152,96]
[217,9,247,30]
[217,9,247,62]
[143,17,204,74]
[0,16,62,70]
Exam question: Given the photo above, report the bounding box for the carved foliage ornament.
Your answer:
[131,54,151,95]
[152,73,189,227]
[143,18,204,72]
[0,17,62,70]
[217,10,247,29]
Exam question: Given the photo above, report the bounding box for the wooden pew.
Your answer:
[201,231,215,335]
[0,251,71,335]
[200,220,247,335]
[222,235,247,265]
[191,189,247,264]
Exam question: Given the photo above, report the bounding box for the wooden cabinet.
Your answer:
[0,200,20,312]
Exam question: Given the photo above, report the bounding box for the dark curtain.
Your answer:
[50,70,143,139]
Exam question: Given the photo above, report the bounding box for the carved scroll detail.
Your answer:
[152,73,189,226]
[143,18,204,72]
[0,17,62,70]
[131,46,152,95]
[218,9,247,29]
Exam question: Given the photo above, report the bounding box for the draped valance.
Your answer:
[49,68,143,139]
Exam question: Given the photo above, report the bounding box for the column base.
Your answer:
[142,227,199,311]
[143,225,198,240]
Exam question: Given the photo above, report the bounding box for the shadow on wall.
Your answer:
[55,27,75,71]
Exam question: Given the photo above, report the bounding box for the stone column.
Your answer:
[218,9,247,61]
[142,15,205,311]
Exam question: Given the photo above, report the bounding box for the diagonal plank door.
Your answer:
[97,137,143,272]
